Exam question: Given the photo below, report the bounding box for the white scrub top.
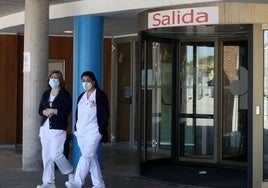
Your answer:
[74,89,99,138]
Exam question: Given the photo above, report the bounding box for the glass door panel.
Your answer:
[179,42,215,159]
[222,41,247,162]
[140,40,172,161]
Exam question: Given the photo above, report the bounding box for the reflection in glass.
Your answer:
[152,42,172,151]
[222,42,247,162]
[140,41,172,161]
[180,45,214,114]
[179,43,214,159]
[181,118,214,157]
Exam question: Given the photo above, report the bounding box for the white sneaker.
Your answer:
[65,180,81,188]
[65,181,74,188]
[36,183,56,188]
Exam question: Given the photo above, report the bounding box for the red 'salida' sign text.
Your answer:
[148,6,219,29]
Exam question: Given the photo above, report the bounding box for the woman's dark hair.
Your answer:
[81,71,100,90]
[47,70,65,89]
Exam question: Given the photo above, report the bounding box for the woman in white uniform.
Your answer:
[37,70,73,188]
[65,71,109,188]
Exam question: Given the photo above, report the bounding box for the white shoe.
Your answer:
[65,181,75,188]
[36,183,56,188]
[65,180,82,188]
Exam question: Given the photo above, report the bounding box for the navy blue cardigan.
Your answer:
[38,89,72,131]
[75,89,109,143]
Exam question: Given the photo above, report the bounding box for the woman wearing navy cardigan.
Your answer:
[37,70,73,188]
[65,71,109,188]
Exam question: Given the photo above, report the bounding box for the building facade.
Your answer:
[1,0,268,187]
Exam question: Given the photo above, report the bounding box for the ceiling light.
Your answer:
[64,30,73,34]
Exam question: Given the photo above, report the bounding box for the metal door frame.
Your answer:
[111,36,138,147]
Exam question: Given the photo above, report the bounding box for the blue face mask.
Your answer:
[49,78,60,88]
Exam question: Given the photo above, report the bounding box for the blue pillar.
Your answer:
[72,15,104,168]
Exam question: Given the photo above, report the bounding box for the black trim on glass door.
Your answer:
[179,113,214,119]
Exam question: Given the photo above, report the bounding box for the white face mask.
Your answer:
[82,82,92,91]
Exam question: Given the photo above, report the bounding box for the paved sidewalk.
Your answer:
[0,144,208,188]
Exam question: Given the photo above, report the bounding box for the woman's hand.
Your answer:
[43,108,57,117]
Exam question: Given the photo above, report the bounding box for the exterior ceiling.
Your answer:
[0,0,141,37]
[0,0,79,17]
[0,10,140,37]
[0,0,268,37]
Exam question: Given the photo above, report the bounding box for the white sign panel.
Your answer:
[148,6,219,29]
[23,52,31,73]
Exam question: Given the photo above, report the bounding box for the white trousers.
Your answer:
[40,137,73,184]
[73,133,105,188]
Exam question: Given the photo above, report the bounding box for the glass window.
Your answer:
[222,41,248,162]
[140,41,172,162]
[179,42,215,159]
